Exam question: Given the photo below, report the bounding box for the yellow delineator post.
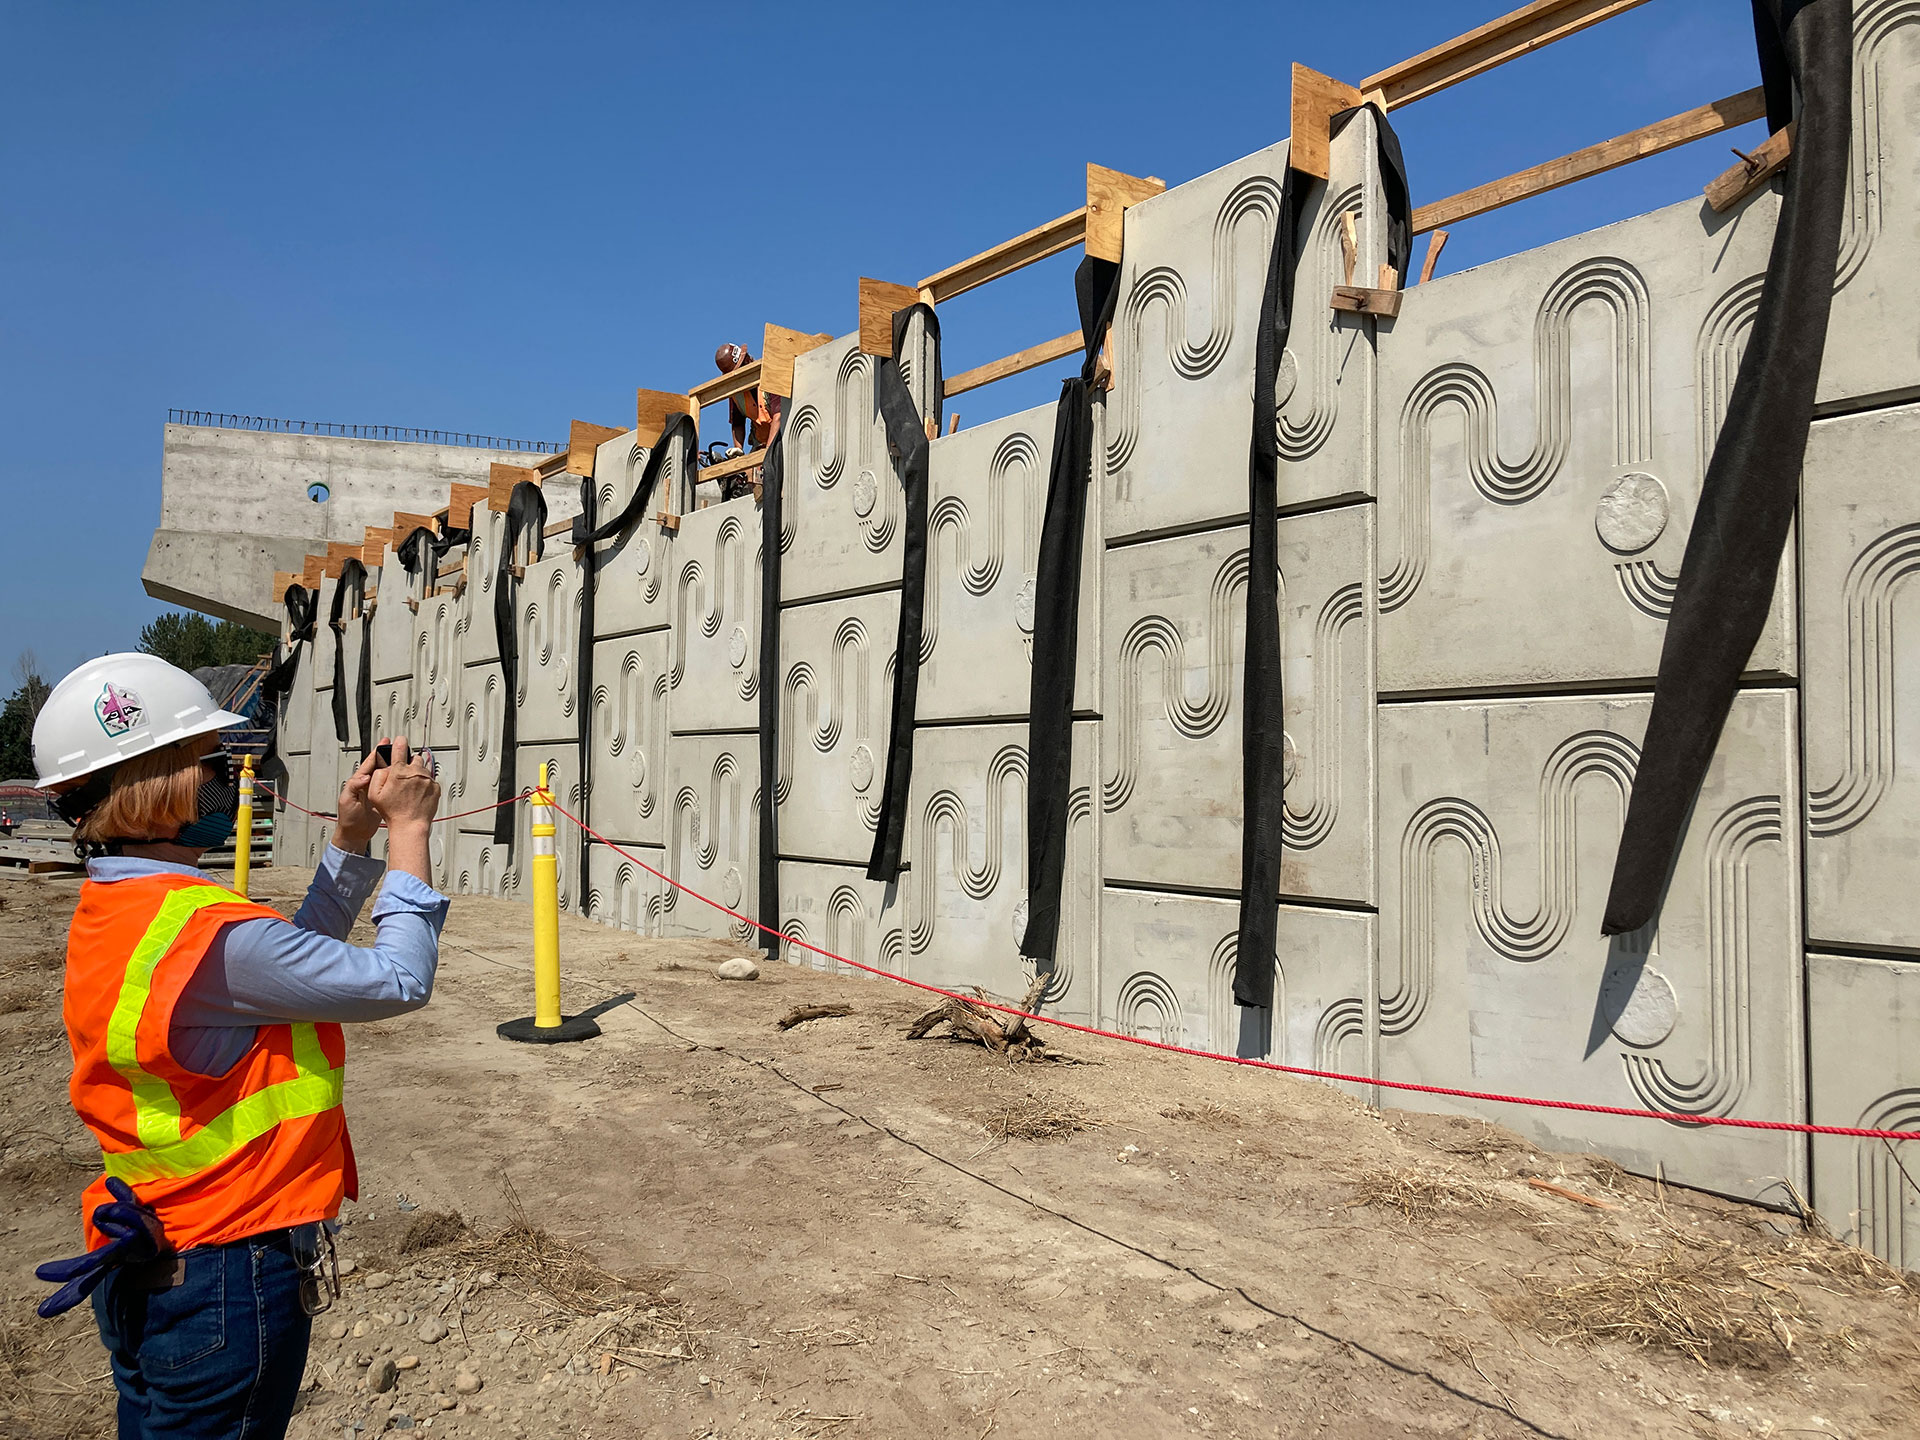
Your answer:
[531,763,562,1028]
[233,754,255,899]
[498,762,600,1044]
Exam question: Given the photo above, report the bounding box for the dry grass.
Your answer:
[1503,1230,1812,1370]
[978,1095,1095,1142]
[1349,1165,1514,1222]
[1161,1103,1242,1127]
[654,959,698,973]
[398,1209,469,1254]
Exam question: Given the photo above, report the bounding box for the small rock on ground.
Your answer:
[453,1371,484,1396]
[715,957,760,981]
[363,1271,393,1290]
[368,1357,398,1394]
[416,1317,449,1344]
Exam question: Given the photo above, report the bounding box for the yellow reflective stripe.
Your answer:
[290,1022,329,1073]
[101,1066,344,1185]
[105,887,252,1150]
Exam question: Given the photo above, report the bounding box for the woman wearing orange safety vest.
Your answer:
[30,653,446,1439]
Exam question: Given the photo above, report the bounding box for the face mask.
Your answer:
[175,762,239,849]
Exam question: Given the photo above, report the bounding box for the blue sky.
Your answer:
[0,0,1765,689]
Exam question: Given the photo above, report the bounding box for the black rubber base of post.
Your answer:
[497,1014,602,1045]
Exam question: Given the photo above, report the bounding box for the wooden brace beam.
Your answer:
[761,323,835,399]
[945,330,1084,398]
[858,278,920,357]
[1085,163,1163,262]
[1411,86,1766,233]
[917,207,1088,306]
[1360,0,1654,111]
[447,483,487,531]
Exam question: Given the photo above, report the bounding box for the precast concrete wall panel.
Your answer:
[1374,196,1793,695]
[668,499,761,734]
[418,593,463,752]
[1103,117,1384,544]
[450,663,507,829]
[460,504,507,666]
[1818,1,1920,410]
[779,860,904,978]
[1374,691,1804,1203]
[370,674,418,755]
[775,590,899,866]
[586,841,666,935]
[279,649,314,756]
[780,334,901,603]
[919,402,1097,722]
[1097,888,1375,1095]
[662,730,760,944]
[905,721,1100,1024]
[451,830,514,899]
[1800,402,1920,954]
[368,565,414,684]
[512,553,582,745]
[272,754,310,866]
[1806,950,1920,1269]
[1101,506,1374,902]
[587,632,670,847]
[588,428,680,639]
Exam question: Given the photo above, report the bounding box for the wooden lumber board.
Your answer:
[567,419,628,477]
[542,517,575,539]
[536,449,572,479]
[1360,0,1653,110]
[690,358,763,410]
[917,207,1088,305]
[1331,286,1403,318]
[946,330,1083,397]
[447,483,487,530]
[1705,120,1793,212]
[488,461,542,512]
[271,570,300,598]
[698,448,770,483]
[761,324,835,399]
[1411,87,1765,233]
[636,388,696,447]
[1085,164,1164,262]
[361,525,392,565]
[858,278,920,357]
[301,555,326,588]
[1290,64,1364,180]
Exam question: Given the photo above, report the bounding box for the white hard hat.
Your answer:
[32,652,248,789]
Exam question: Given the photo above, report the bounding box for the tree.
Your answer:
[0,666,51,782]
[137,612,275,672]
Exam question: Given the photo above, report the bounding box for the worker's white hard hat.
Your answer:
[31,653,247,789]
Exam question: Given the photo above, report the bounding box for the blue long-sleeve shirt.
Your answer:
[84,847,449,1077]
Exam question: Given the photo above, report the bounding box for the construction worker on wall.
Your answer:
[27,652,446,1439]
[714,341,782,500]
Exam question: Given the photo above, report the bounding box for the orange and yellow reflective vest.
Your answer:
[64,871,355,1251]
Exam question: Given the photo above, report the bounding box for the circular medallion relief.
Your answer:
[1014,576,1037,634]
[1281,731,1298,787]
[849,743,875,793]
[727,625,749,670]
[1594,472,1669,555]
[1012,895,1030,949]
[851,469,878,518]
[631,537,652,577]
[1275,349,1299,408]
[1603,963,1680,1048]
[721,867,743,909]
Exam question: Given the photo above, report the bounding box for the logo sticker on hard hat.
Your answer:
[94,683,146,738]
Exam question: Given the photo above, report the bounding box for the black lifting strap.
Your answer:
[1235,103,1411,1009]
[329,560,367,753]
[758,418,790,938]
[493,480,549,846]
[1602,0,1851,935]
[260,583,318,770]
[1020,255,1122,968]
[571,412,699,892]
[356,593,375,762]
[866,304,944,883]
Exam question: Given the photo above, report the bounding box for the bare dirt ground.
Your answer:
[3,864,1918,1440]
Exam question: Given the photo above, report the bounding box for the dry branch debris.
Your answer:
[977,1094,1096,1142]
[905,977,1079,1062]
[778,1003,853,1031]
[1348,1165,1515,1222]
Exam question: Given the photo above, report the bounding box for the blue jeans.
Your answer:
[90,1229,313,1440]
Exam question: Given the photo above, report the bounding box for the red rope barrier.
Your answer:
[255,780,527,827]
[549,798,1920,1145]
